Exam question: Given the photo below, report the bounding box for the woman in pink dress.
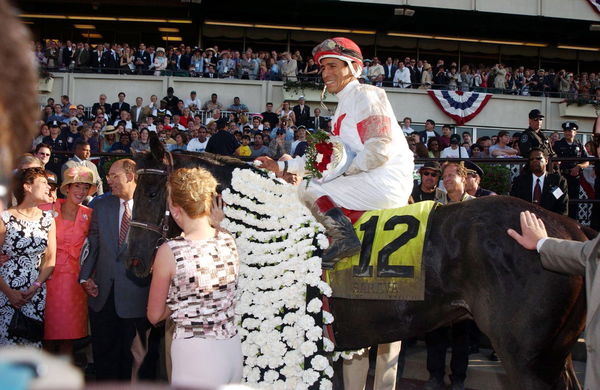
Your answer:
[43,166,96,356]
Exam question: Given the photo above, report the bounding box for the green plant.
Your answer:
[480,163,512,195]
[283,79,326,94]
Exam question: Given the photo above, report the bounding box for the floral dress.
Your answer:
[0,210,53,347]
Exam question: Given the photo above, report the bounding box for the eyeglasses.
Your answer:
[422,171,439,177]
[37,152,51,156]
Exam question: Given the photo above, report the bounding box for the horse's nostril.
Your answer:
[131,258,141,267]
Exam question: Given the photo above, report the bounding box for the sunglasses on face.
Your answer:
[38,152,51,156]
[422,171,439,177]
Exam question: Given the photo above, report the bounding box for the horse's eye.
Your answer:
[149,192,157,198]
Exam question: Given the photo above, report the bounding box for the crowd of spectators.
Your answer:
[35,40,600,100]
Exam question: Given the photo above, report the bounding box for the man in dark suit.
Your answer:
[383,57,397,87]
[89,44,105,73]
[134,43,151,74]
[309,107,326,131]
[91,94,112,120]
[79,159,155,381]
[111,92,131,121]
[293,96,311,127]
[510,148,568,215]
[74,42,90,70]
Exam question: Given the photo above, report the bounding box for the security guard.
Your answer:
[519,109,554,158]
[554,121,588,219]
[41,120,68,180]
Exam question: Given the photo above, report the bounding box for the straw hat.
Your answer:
[60,166,97,196]
[156,47,165,53]
[101,125,118,135]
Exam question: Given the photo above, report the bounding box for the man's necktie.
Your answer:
[119,201,130,246]
[533,178,542,204]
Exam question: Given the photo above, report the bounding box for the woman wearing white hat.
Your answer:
[151,47,168,76]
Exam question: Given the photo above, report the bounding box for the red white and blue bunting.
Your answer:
[427,90,492,126]
[588,0,600,14]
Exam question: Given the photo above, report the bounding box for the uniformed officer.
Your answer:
[519,109,554,159]
[554,121,589,219]
[41,120,68,181]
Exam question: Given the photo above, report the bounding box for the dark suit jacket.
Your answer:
[91,102,112,118]
[89,51,105,71]
[309,116,326,131]
[134,50,151,69]
[205,130,239,155]
[130,105,146,125]
[79,195,149,318]
[417,130,441,144]
[509,172,568,215]
[111,102,131,120]
[293,104,311,127]
[384,64,397,81]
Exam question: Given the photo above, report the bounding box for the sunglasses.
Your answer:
[422,171,439,177]
[38,152,51,157]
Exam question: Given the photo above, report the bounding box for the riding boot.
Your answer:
[312,196,361,269]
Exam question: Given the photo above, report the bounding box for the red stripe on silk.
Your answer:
[333,113,346,136]
[356,115,392,144]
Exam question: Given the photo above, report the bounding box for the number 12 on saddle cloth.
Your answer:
[325,201,437,301]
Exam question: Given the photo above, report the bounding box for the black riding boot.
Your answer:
[313,196,361,269]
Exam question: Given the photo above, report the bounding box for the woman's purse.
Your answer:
[8,308,44,342]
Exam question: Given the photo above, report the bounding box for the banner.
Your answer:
[427,90,492,126]
[588,0,600,14]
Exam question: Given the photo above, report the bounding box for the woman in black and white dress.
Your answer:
[0,167,56,347]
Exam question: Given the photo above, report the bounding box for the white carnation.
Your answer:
[320,378,333,390]
[323,311,334,324]
[302,368,320,385]
[311,355,329,371]
[300,341,318,357]
[324,365,334,378]
[263,369,280,383]
[323,337,334,352]
[306,326,322,342]
[298,315,316,330]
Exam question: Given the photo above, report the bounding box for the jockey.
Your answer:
[257,37,414,268]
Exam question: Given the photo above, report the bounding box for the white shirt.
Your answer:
[393,67,412,88]
[184,97,201,109]
[205,116,221,125]
[531,173,545,199]
[440,146,469,158]
[402,126,415,135]
[186,137,209,152]
[114,119,133,130]
[119,198,134,228]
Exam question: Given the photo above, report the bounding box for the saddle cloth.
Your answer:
[326,201,436,301]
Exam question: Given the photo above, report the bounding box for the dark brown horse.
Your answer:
[128,140,588,390]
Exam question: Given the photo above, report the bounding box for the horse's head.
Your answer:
[127,136,179,277]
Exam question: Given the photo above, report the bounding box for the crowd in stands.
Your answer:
[35,40,600,99]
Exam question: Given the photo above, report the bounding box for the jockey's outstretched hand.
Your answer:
[507,211,548,250]
[255,156,280,173]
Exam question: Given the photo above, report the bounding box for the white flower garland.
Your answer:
[223,168,334,388]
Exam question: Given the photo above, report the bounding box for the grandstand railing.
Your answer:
[51,150,600,225]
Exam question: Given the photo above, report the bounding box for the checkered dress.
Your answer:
[166,231,239,340]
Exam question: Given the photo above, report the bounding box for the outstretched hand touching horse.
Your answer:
[507,210,548,250]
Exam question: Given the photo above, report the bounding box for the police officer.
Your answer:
[519,109,554,158]
[41,120,68,181]
[554,121,588,219]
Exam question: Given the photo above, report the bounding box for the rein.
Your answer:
[129,152,174,247]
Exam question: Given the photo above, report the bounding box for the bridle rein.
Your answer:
[128,153,174,267]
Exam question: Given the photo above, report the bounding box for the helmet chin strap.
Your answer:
[319,60,361,116]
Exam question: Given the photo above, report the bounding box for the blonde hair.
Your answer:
[168,167,217,218]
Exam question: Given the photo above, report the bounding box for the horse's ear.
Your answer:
[149,133,165,162]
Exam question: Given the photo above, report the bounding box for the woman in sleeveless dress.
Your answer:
[148,167,242,388]
[43,166,95,355]
[0,167,56,347]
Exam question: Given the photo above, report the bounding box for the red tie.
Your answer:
[119,201,130,246]
[533,178,542,204]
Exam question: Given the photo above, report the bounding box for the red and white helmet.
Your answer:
[312,37,363,78]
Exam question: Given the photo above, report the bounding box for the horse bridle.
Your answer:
[129,153,174,263]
